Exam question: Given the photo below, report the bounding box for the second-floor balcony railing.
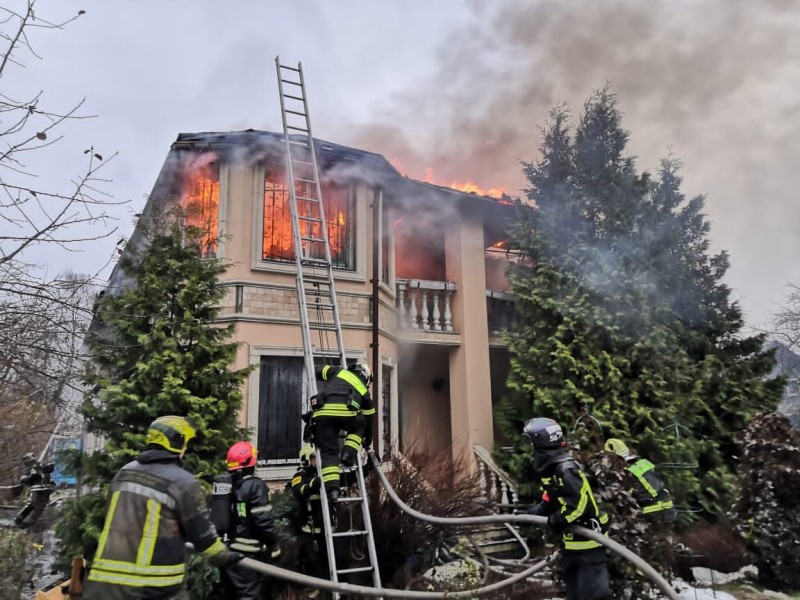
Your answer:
[396,279,457,332]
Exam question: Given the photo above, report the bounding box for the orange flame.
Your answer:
[388,159,508,198]
[182,153,219,257]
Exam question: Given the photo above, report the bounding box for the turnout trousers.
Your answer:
[561,547,611,600]
[311,411,365,493]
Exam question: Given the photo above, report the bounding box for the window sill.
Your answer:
[251,259,366,283]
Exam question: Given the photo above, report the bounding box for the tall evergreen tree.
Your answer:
[497,87,783,514]
[56,209,250,566]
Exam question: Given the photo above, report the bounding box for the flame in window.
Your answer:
[181,153,219,257]
[262,171,354,269]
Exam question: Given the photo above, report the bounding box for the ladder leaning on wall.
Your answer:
[274,56,382,598]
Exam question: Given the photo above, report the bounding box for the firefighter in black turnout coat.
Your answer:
[523,417,611,600]
[310,363,375,499]
[83,416,241,600]
[220,441,281,599]
[604,438,676,523]
[290,443,330,594]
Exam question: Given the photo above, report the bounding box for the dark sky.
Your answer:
[6,0,799,329]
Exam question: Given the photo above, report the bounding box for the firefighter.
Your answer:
[522,417,611,600]
[290,443,329,597]
[604,438,676,523]
[311,363,375,500]
[14,458,55,528]
[83,415,243,599]
[221,441,281,600]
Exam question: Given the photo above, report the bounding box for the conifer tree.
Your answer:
[56,209,250,565]
[497,87,783,513]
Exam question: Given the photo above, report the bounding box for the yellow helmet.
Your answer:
[299,443,315,467]
[604,438,631,458]
[146,416,198,454]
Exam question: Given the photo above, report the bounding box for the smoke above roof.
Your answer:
[346,0,800,328]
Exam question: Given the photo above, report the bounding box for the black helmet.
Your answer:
[522,417,565,450]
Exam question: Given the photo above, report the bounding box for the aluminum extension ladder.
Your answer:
[275,56,382,598]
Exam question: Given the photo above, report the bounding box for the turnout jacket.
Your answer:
[290,465,323,534]
[625,456,676,522]
[314,365,375,444]
[529,449,609,552]
[84,448,230,596]
[228,471,280,554]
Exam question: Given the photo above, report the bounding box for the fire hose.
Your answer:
[232,451,680,599]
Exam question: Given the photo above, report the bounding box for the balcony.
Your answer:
[396,279,457,333]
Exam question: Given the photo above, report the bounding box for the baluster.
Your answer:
[478,461,487,495]
[500,481,510,505]
[420,289,430,331]
[408,287,419,329]
[443,288,453,332]
[431,290,442,331]
[397,281,407,327]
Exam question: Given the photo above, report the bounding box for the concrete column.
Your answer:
[445,206,494,466]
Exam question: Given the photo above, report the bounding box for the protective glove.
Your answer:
[209,550,244,567]
[546,512,567,531]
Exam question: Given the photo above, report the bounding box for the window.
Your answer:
[381,363,393,453]
[181,153,219,258]
[262,170,356,270]
[258,356,304,465]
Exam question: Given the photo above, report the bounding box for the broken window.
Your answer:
[262,170,356,270]
[181,153,219,258]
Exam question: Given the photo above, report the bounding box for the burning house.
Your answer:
[110,129,517,479]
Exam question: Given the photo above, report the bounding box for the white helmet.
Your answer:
[350,363,373,386]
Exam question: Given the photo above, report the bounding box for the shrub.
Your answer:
[0,528,35,599]
[730,412,800,592]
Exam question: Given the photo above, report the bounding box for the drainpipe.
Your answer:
[370,188,381,390]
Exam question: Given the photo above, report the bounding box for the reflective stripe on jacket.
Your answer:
[532,457,609,552]
[85,449,226,591]
[228,472,279,555]
[627,458,675,517]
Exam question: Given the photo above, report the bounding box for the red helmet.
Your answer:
[227,441,257,471]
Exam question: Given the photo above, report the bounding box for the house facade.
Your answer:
[113,130,517,479]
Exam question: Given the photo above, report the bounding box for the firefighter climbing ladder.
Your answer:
[274,56,382,598]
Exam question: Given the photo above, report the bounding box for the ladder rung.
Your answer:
[301,236,326,244]
[286,109,307,117]
[300,258,331,267]
[279,63,300,72]
[292,157,313,165]
[312,349,343,357]
[337,566,374,575]
[287,125,309,132]
[284,93,305,101]
[280,78,302,86]
[331,530,368,538]
[309,323,338,331]
[333,496,364,503]
[288,139,310,147]
[296,195,321,203]
[296,178,317,184]
[299,215,323,223]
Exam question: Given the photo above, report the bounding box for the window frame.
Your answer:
[252,163,367,281]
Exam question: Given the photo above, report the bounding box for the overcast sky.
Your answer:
[6,0,799,331]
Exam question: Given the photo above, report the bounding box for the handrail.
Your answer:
[473,444,519,505]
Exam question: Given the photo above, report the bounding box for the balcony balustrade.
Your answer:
[396,278,457,332]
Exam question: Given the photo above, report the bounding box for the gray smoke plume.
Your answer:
[344,0,800,328]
